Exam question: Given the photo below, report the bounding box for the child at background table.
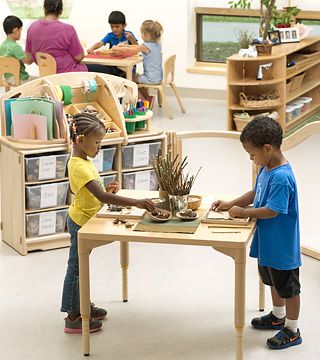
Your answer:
[111,20,163,109]
[0,15,33,85]
[211,117,302,350]
[61,112,155,333]
[86,10,137,76]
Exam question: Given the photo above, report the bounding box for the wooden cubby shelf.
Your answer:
[227,36,320,132]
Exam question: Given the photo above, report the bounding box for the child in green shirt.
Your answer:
[0,15,32,85]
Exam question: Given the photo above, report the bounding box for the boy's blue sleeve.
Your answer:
[266,181,290,214]
[101,33,111,45]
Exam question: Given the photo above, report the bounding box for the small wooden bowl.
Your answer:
[187,195,202,211]
[149,209,172,222]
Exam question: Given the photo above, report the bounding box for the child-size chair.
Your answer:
[138,55,186,119]
[0,56,20,92]
[35,52,57,77]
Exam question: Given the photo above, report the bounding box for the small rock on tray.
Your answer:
[179,209,197,218]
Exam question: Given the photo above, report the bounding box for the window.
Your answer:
[196,8,320,65]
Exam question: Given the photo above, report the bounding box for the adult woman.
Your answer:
[25,0,87,73]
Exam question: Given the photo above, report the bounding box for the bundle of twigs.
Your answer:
[152,151,201,196]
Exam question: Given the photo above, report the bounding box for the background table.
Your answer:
[83,55,142,80]
[78,190,255,359]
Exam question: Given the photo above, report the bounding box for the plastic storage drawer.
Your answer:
[92,147,116,172]
[25,181,69,210]
[122,141,161,169]
[101,174,117,188]
[122,170,158,191]
[26,209,68,238]
[25,153,69,182]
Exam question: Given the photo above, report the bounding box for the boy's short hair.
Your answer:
[3,15,23,35]
[108,11,126,25]
[240,116,283,148]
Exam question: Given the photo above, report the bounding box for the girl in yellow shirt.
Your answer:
[61,112,155,333]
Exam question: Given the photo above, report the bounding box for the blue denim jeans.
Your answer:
[61,215,82,315]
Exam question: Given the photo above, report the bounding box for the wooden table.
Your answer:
[78,190,256,359]
[83,55,142,80]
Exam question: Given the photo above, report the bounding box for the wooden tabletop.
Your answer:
[83,55,142,66]
[79,190,256,248]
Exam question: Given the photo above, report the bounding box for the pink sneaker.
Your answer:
[64,316,102,334]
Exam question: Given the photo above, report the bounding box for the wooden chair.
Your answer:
[0,56,20,92]
[35,52,57,77]
[138,55,186,119]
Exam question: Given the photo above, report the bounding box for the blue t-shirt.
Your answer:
[101,30,137,47]
[249,164,301,270]
[141,42,163,83]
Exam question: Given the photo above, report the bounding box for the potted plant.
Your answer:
[273,6,301,28]
[229,0,277,55]
[236,29,256,50]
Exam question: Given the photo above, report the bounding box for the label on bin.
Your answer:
[135,171,150,190]
[39,156,56,180]
[92,152,103,172]
[133,144,149,167]
[39,211,57,236]
[40,184,58,208]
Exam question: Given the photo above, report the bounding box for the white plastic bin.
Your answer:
[101,174,117,188]
[289,102,303,118]
[285,106,294,123]
[296,97,312,112]
[26,209,68,238]
[25,153,69,182]
[122,141,161,169]
[92,147,116,172]
[122,170,158,191]
[25,181,69,210]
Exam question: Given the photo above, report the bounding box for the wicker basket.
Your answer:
[255,43,272,56]
[233,112,279,132]
[286,80,292,95]
[289,73,305,92]
[239,90,280,108]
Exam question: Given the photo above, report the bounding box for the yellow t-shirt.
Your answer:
[68,157,104,226]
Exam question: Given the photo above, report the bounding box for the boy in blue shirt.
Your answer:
[87,11,137,53]
[212,117,302,350]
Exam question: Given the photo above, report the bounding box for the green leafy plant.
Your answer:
[273,6,301,27]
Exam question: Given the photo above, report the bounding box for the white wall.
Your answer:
[0,0,319,90]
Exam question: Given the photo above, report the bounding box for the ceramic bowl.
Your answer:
[176,211,199,221]
[149,209,172,222]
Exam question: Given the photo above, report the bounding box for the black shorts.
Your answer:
[258,265,301,299]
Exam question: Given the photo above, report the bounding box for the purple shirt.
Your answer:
[26,19,87,73]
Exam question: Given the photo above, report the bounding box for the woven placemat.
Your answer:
[134,215,202,234]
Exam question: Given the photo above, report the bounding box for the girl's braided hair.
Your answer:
[68,112,105,151]
[141,20,163,42]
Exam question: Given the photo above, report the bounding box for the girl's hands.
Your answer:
[106,181,119,194]
[210,200,232,211]
[135,199,155,213]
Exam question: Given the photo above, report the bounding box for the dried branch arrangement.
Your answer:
[152,151,201,196]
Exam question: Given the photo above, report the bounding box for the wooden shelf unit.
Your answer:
[227,36,320,132]
[0,73,166,255]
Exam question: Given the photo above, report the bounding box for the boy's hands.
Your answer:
[210,200,232,211]
[125,32,135,43]
[106,181,119,194]
[229,206,245,218]
[87,46,95,54]
[135,199,155,212]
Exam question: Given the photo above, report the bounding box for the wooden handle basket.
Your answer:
[239,90,280,108]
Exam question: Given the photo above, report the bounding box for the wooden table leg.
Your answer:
[120,241,129,302]
[213,246,246,360]
[126,66,133,81]
[79,244,91,356]
[259,274,265,312]
[234,251,246,360]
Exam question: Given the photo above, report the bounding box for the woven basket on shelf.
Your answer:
[289,73,305,93]
[233,112,279,132]
[239,90,280,108]
[255,43,272,56]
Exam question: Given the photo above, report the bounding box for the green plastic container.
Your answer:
[123,112,136,119]
[125,121,136,134]
[135,120,146,129]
